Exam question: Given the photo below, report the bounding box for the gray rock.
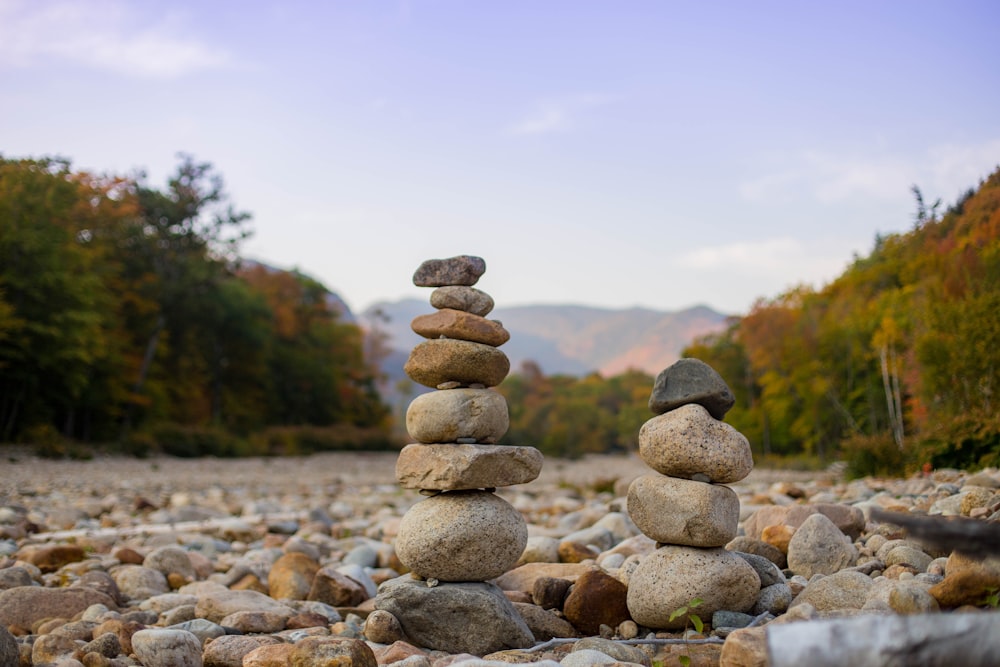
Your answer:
[395,490,526,581]
[884,545,933,573]
[511,601,579,641]
[430,285,494,316]
[637,404,753,484]
[0,566,34,590]
[131,628,203,667]
[406,388,509,445]
[753,582,793,615]
[30,633,80,664]
[626,545,760,629]
[404,339,510,389]
[787,513,857,578]
[168,617,227,643]
[648,358,735,419]
[112,564,170,600]
[561,649,637,666]
[572,637,651,665]
[518,536,561,565]
[144,545,196,582]
[374,576,533,655]
[627,474,739,546]
[413,255,487,287]
[0,626,18,667]
[733,551,787,588]
[712,610,755,629]
[789,570,873,612]
[560,525,616,554]
[194,588,295,624]
[395,444,542,491]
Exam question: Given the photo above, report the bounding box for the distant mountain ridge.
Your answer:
[361,299,730,378]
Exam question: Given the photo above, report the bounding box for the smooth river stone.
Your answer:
[637,404,753,484]
[411,308,510,347]
[406,387,509,444]
[396,443,543,490]
[404,339,510,388]
[413,255,486,287]
[430,285,494,316]
[648,357,735,419]
[395,490,527,581]
[627,474,739,547]
[626,545,760,629]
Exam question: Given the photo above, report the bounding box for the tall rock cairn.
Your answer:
[375,255,540,654]
[625,358,762,629]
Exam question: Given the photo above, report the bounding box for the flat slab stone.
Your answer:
[395,490,527,581]
[374,577,533,655]
[396,444,543,491]
[430,285,494,316]
[638,403,753,484]
[411,308,510,347]
[627,473,739,547]
[626,545,760,629]
[406,388,509,444]
[405,339,510,388]
[648,358,735,419]
[413,255,486,287]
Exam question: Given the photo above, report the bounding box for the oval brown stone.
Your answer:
[411,309,510,347]
[404,339,510,388]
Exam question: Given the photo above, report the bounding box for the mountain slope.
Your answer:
[362,300,729,378]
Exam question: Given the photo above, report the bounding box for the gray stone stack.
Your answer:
[374,255,539,654]
[625,358,762,629]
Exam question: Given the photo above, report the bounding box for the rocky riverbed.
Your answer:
[2,451,999,666]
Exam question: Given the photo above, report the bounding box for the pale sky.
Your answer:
[2,0,998,315]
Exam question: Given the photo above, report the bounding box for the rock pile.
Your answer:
[625,359,762,628]
[374,255,542,655]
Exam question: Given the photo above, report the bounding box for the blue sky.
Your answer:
[2,0,998,315]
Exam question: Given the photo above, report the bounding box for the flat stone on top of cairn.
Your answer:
[625,357,760,630]
[376,254,540,655]
[413,255,486,287]
[648,357,736,419]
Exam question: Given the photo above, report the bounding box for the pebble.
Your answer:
[430,285,495,316]
[637,405,753,483]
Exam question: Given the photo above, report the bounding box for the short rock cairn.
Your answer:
[373,255,541,655]
[625,358,762,628]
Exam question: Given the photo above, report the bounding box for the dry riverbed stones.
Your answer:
[377,255,540,654]
[626,358,761,628]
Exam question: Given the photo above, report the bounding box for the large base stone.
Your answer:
[405,388,509,444]
[627,474,739,547]
[374,577,533,655]
[638,404,753,484]
[395,490,527,581]
[396,443,543,491]
[626,545,760,629]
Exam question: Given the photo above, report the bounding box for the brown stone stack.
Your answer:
[625,359,762,629]
[374,255,540,654]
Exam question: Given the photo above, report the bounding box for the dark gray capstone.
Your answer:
[374,576,533,655]
[0,625,17,667]
[413,255,487,287]
[648,358,735,419]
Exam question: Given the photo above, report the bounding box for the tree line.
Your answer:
[0,155,390,456]
[685,169,1000,475]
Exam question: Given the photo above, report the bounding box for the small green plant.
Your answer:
[668,597,704,667]
[979,586,1000,608]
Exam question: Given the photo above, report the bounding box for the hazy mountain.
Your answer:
[361,299,730,379]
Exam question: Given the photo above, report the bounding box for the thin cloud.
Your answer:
[740,141,1000,205]
[508,93,615,136]
[0,0,231,78]
[676,237,850,287]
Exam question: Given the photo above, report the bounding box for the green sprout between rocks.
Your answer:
[667,597,705,667]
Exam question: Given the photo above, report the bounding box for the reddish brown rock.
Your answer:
[562,570,631,636]
[0,586,117,630]
[411,308,510,347]
[267,552,320,601]
[307,566,369,607]
[26,544,87,573]
[404,339,510,388]
[289,636,377,667]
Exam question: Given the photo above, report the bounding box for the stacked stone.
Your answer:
[625,358,762,629]
[375,255,539,655]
